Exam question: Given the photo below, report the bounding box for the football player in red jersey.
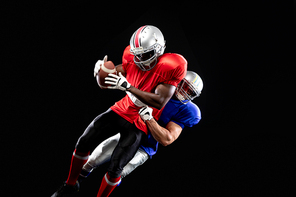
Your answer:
[77,71,203,189]
[51,25,187,197]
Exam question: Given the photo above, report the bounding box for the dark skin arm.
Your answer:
[115,64,176,110]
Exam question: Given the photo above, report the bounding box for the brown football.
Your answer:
[96,61,117,89]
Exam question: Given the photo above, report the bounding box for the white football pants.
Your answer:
[82,133,149,178]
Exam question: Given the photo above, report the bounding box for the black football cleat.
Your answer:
[51,181,80,197]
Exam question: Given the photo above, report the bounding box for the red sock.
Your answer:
[66,149,89,186]
[97,173,121,197]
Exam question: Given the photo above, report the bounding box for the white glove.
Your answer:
[94,55,108,77]
[105,72,131,91]
[139,106,153,122]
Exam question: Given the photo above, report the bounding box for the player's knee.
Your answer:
[75,134,91,152]
[107,164,122,178]
[75,121,98,152]
[107,146,127,178]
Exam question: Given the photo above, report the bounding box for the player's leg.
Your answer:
[97,125,145,197]
[121,148,149,179]
[80,146,148,186]
[79,136,148,188]
[51,109,122,197]
[66,109,119,186]
[79,133,121,181]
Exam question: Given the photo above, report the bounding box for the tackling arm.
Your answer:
[146,119,182,146]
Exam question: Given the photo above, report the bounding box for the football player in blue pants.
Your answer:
[79,71,203,189]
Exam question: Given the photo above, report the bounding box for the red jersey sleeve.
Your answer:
[165,64,187,87]
[157,53,187,87]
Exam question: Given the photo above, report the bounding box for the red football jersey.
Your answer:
[110,45,187,134]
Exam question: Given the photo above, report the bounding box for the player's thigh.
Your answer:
[76,109,123,151]
[108,126,145,177]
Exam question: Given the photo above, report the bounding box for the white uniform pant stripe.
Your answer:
[73,152,89,160]
[104,174,121,186]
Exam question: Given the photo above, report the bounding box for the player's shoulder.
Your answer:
[122,45,134,63]
[123,45,132,57]
[187,101,201,116]
[160,53,187,62]
[169,99,201,127]
[158,53,187,67]
[180,101,201,120]
[168,99,201,118]
[181,101,201,126]
[124,45,131,53]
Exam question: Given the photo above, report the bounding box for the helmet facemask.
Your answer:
[131,43,165,71]
[175,78,199,104]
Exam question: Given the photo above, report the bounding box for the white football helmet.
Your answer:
[130,25,166,71]
[175,71,203,103]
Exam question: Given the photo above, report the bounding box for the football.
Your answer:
[96,61,117,89]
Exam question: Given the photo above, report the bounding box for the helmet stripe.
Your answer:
[192,74,198,83]
[134,26,145,48]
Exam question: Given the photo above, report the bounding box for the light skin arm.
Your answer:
[145,119,183,146]
[115,64,176,110]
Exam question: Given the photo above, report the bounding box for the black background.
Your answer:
[2,1,295,196]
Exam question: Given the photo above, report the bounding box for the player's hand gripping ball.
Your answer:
[94,55,117,89]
